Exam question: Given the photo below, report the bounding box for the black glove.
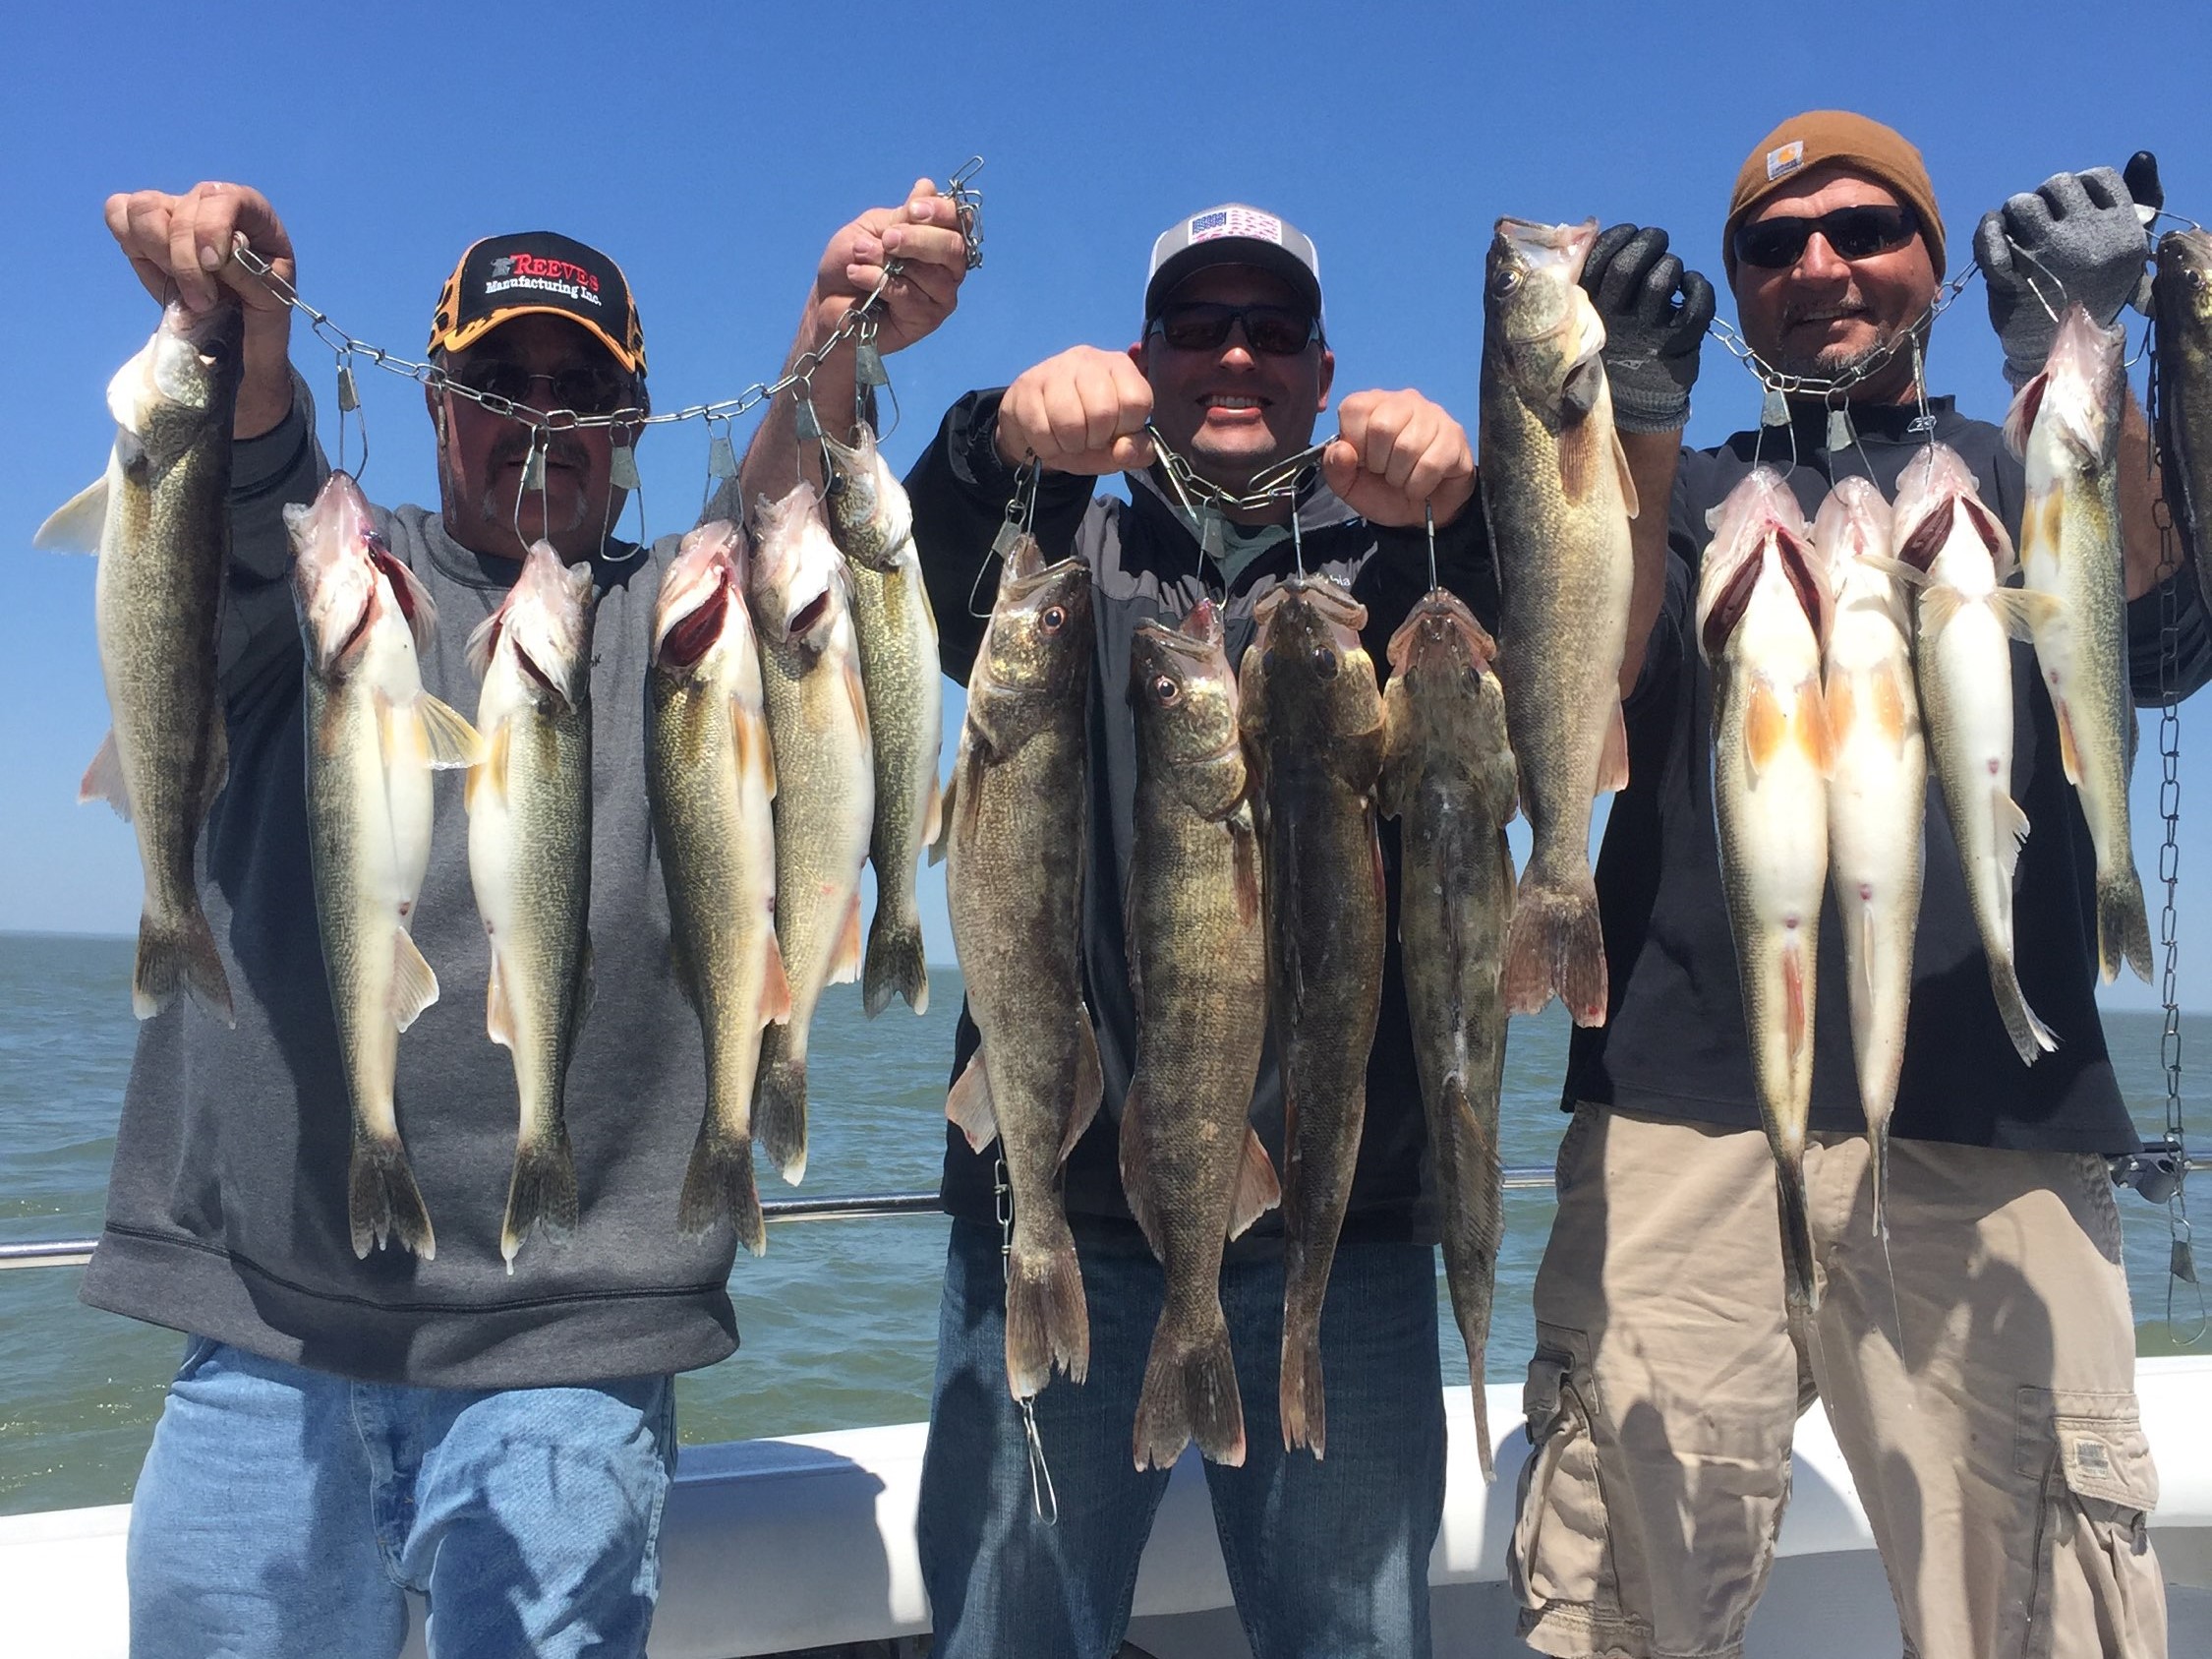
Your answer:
[1974,157,2158,386]
[1581,224,1717,434]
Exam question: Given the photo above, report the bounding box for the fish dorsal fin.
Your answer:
[946,1048,998,1154]
[390,929,439,1032]
[1997,791,2030,885]
[830,891,864,985]
[1612,428,1640,520]
[929,764,957,866]
[417,694,485,771]
[922,773,945,848]
[80,730,132,820]
[1117,1078,1162,1257]
[761,931,794,1025]
[1062,1011,1104,1166]
[1226,1128,1282,1241]
[1596,701,1630,796]
[485,951,515,1048]
[34,476,110,555]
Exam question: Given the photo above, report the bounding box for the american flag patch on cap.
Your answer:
[1189,207,1284,246]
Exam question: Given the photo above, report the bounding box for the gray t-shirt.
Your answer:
[81,382,740,1388]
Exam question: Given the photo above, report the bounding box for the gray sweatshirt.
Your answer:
[80,381,741,1388]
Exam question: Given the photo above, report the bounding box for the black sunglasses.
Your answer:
[1146,302,1321,356]
[1732,205,1921,270]
[446,359,635,415]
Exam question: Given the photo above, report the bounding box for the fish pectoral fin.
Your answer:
[468,720,510,812]
[1116,1079,1163,1257]
[485,951,516,1048]
[1556,402,1603,500]
[829,891,864,985]
[1991,587,2062,644]
[1611,427,1640,521]
[79,730,132,820]
[1596,701,1630,796]
[2055,700,2085,786]
[34,476,110,555]
[1061,1010,1105,1166]
[761,931,795,1025]
[1226,1128,1283,1242]
[2003,372,2047,461]
[945,1049,998,1154]
[1862,555,1929,589]
[390,929,439,1032]
[416,694,486,771]
[1744,678,1786,778]
[1918,582,1967,638]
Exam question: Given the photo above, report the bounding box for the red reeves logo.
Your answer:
[486,252,602,293]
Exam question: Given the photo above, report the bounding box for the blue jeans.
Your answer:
[917,1218,1446,1659]
[128,1338,678,1659]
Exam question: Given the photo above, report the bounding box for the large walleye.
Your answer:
[1696,468,1831,1322]
[1893,444,2059,1064]
[1239,575,1385,1458]
[822,423,942,1019]
[1813,479,1921,1235]
[942,532,1100,1397]
[36,299,245,1025]
[289,472,482,1259]
[747,483,874,1183]
[2154,228,2212,616]
[465,540,598,1268]
[2006,303,2152,982]
[1482,217,1638,1028]
[646,520,789,1255]
[1124,602,1277,1470]
[1378,590,1516,1481]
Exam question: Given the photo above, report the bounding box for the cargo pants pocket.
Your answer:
[2008,1389,2165,1659]
[1509,1323,1619,1618]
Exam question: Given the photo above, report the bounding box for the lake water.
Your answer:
[1,930,2204,1516]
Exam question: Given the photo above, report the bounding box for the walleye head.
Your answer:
[1484,218,1603,396]
[2004,302,2125,468]
[1132,601,1245,801]
[466,540,597,704]
[1696,466,1825,662]
[821,424,911,570]
[110,298,246,471]
[651,519,752,673]
[976,537,1092,709]
[287,471,436,676]
[1811,475,1895,584]
[1385,588,1497,688]
[746,481,844,647]
[1251,574,1376,728]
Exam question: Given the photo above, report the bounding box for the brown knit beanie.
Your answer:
[1724,111,1947,281]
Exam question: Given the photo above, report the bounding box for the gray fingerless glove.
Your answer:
[1975,166,2152,386]
[1580,225,1717,434]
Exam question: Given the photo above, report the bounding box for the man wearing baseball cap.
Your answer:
[761,195,1551,1658]
[83,179,969,1657]
[1509,112,2210,1658]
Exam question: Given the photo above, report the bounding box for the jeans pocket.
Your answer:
[1509,1324,1615,1616]
[2009,1388,2164,1659]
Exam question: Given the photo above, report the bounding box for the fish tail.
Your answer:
[133,902,235,1027]
[1500,868,1608,1027]
[500,1128,579,1267]
[2098,864,2155,984]
[1005,1231,1089,1394]
[1135,1308,1245,1470]
[751,1048,810,1185]
[677,1128,767,1256]
[348,1134,436,1261]
[1279,1312,1328,1458]
[860,908,930,1019]
[1988,956,2061,1066]
[1775,1154,1818,1324]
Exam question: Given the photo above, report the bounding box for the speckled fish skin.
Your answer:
[1482,216,1637,1030]
[1696,467,1831,1323]
[465,540,598,1269]
[1379,589,1516,1481]
[1892,443,2059,1067]
[942,532,1100,1399]
[2006,304,2152,983]
[1813,478,1921,1237]
[289,471,483,1260]
[2153,228,2212,619]
[1124,602,1276,1471]
[822,423,943,1020]
[35,299,244,1027]
[646,520,786,1257]
[745,483,875,1186]
[1239,574,1385,1459]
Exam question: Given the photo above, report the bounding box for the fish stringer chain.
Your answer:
[969,459,1042,620]
[1712,265,1979,423]
[995,1155,1060,1524]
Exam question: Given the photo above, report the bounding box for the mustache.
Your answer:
[489,434,594,474]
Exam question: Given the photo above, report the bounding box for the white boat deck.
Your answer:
[8,1357,2210,1657]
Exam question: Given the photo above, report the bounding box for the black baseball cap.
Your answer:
[1143,204,1324,324]
[430,230,646,376]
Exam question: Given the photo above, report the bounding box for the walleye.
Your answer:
[1482,217,1638,1028]
[747,483,874,1183]
[289,472,482,1259]
[2154,228,2212,617]
[36,299,245,1025]
[2006,304,2152,982]
[822,423,943,1019]
[646,520,789,1255]
[1378,590,1516,1480]
[1696,468,1831,1322]
[465,541,597,1268]
[1893,444,2059,1064]
[1239,575,1385,1458]
[1124,602,1277,1469]
[1814,479,1921,1235]
[943,532,1100,1397]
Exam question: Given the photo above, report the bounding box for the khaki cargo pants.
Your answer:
[1509,1105,2166,1659]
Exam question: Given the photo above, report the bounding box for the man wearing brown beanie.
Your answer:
[1508,109,2209,1659]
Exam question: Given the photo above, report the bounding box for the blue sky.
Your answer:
[4,0,2207,1012]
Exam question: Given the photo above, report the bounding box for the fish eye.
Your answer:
[1310,646,1338,678]
[1150,674,1180,706]
[1040,605,1067,634]
[1489,267,1521,299]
